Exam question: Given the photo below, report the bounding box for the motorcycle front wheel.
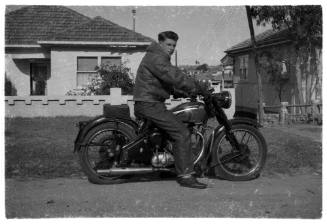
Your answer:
[78,122,137,184]
[211,124,267,181]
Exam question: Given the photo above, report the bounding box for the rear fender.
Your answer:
[74,115,138,152]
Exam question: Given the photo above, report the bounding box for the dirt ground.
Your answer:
[4,120,323,218]
[5,173,322,218]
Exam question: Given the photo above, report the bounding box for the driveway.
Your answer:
[6,173,321,218]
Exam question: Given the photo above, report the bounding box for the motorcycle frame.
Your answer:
[118,120,207,166]
[74,104,261,171]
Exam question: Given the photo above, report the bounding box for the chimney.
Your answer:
[132,9,136,32]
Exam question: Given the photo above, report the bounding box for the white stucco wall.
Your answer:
[5,48,50,96]
[49,47,146,95]
[5,54,30,96]
[6,46,146,96]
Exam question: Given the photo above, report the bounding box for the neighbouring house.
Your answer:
[5,5,153,96]
[220,55,234,88]
[224,28,322,118]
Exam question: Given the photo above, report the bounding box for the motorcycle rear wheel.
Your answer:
[211,124,267,181]
[78,122,137,184]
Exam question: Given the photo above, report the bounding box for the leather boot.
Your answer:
[177,175,207,189]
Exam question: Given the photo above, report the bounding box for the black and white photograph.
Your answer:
[2,0,324,221]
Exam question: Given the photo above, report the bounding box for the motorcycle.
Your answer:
[74,90,267,184]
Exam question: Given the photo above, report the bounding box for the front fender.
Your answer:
[212,117,261,139]
[231,117,262,128]
[74,115,138,152]
[203,117,261,167]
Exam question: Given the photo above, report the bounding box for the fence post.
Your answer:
[279,102,289,125]
[109,88,123,105]
[262,102,266,124]
[312,99,321,124]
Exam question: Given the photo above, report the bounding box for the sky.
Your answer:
[5,5,271,66]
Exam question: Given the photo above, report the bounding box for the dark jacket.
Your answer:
[133,42,197,102]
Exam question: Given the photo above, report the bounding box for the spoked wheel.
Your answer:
[212,124,267,181]
[78,122,136,184]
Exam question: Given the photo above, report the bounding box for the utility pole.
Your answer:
[245,6,264,125]
[132,9,136,32]
[175,50,178,66]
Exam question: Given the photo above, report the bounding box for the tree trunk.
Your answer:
[309,48,318,102]
[315,47,322,101]
[245,6,264,124]
[295,54,305,114]
[305,49,312,113]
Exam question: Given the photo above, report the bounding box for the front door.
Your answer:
[30,62,49,95]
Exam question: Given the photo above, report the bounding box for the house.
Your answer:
[224,28,322,117]
[220,55,234,88]
[5,5,153,96]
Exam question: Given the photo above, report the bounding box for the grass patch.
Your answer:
[261,126,322,176]
[5,117,91,178]
[5,117,322,179]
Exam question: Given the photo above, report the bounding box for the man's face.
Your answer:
[159,38,177,56]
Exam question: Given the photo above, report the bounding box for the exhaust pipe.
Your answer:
[97,167,171,175]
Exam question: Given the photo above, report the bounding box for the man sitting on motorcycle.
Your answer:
[133,31,208,189]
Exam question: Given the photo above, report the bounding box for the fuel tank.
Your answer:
[170,101,208,124]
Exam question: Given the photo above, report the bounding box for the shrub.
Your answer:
[96,63,134,95]
[66,62,134,96]
[5,75,17,96]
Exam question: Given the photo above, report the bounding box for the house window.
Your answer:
[239,55,248,80]
[76,56,122,88]
[77,57,98,88]
[30,62,49,95]
[101,57,121,67]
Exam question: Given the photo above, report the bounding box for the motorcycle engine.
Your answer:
[151,151,175,168]
[150,138,175,168]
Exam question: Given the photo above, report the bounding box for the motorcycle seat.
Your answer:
[103,104,131,120]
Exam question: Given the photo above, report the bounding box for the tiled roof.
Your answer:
[225,28,291,53]
[5,5,153,45]
[220,54,233,66]
[49,16,153,42]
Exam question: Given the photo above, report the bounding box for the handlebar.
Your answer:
[173,88,214,102]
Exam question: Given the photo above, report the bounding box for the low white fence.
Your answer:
[5,88,235,119]
[263,100,322,125]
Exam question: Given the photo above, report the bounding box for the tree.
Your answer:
[250,6,322,111]
[250,6,322,46]
[258,49,291,102]
[196,63,209,72]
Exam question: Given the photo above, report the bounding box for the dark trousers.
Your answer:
[134,101,194,176]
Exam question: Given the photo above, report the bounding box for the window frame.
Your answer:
[239,55,249,80]
[76,56,121,89]
[100,56,122,67]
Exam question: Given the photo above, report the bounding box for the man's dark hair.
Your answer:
[158,31,179,42]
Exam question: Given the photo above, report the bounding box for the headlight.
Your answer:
[213,91,232,109]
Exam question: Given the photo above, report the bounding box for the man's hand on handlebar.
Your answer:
[172,79,214,100]
[172,88,189,99]
[195,80,214,97]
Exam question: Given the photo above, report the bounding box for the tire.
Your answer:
[211,124,267,181]
[78,122,137,184]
